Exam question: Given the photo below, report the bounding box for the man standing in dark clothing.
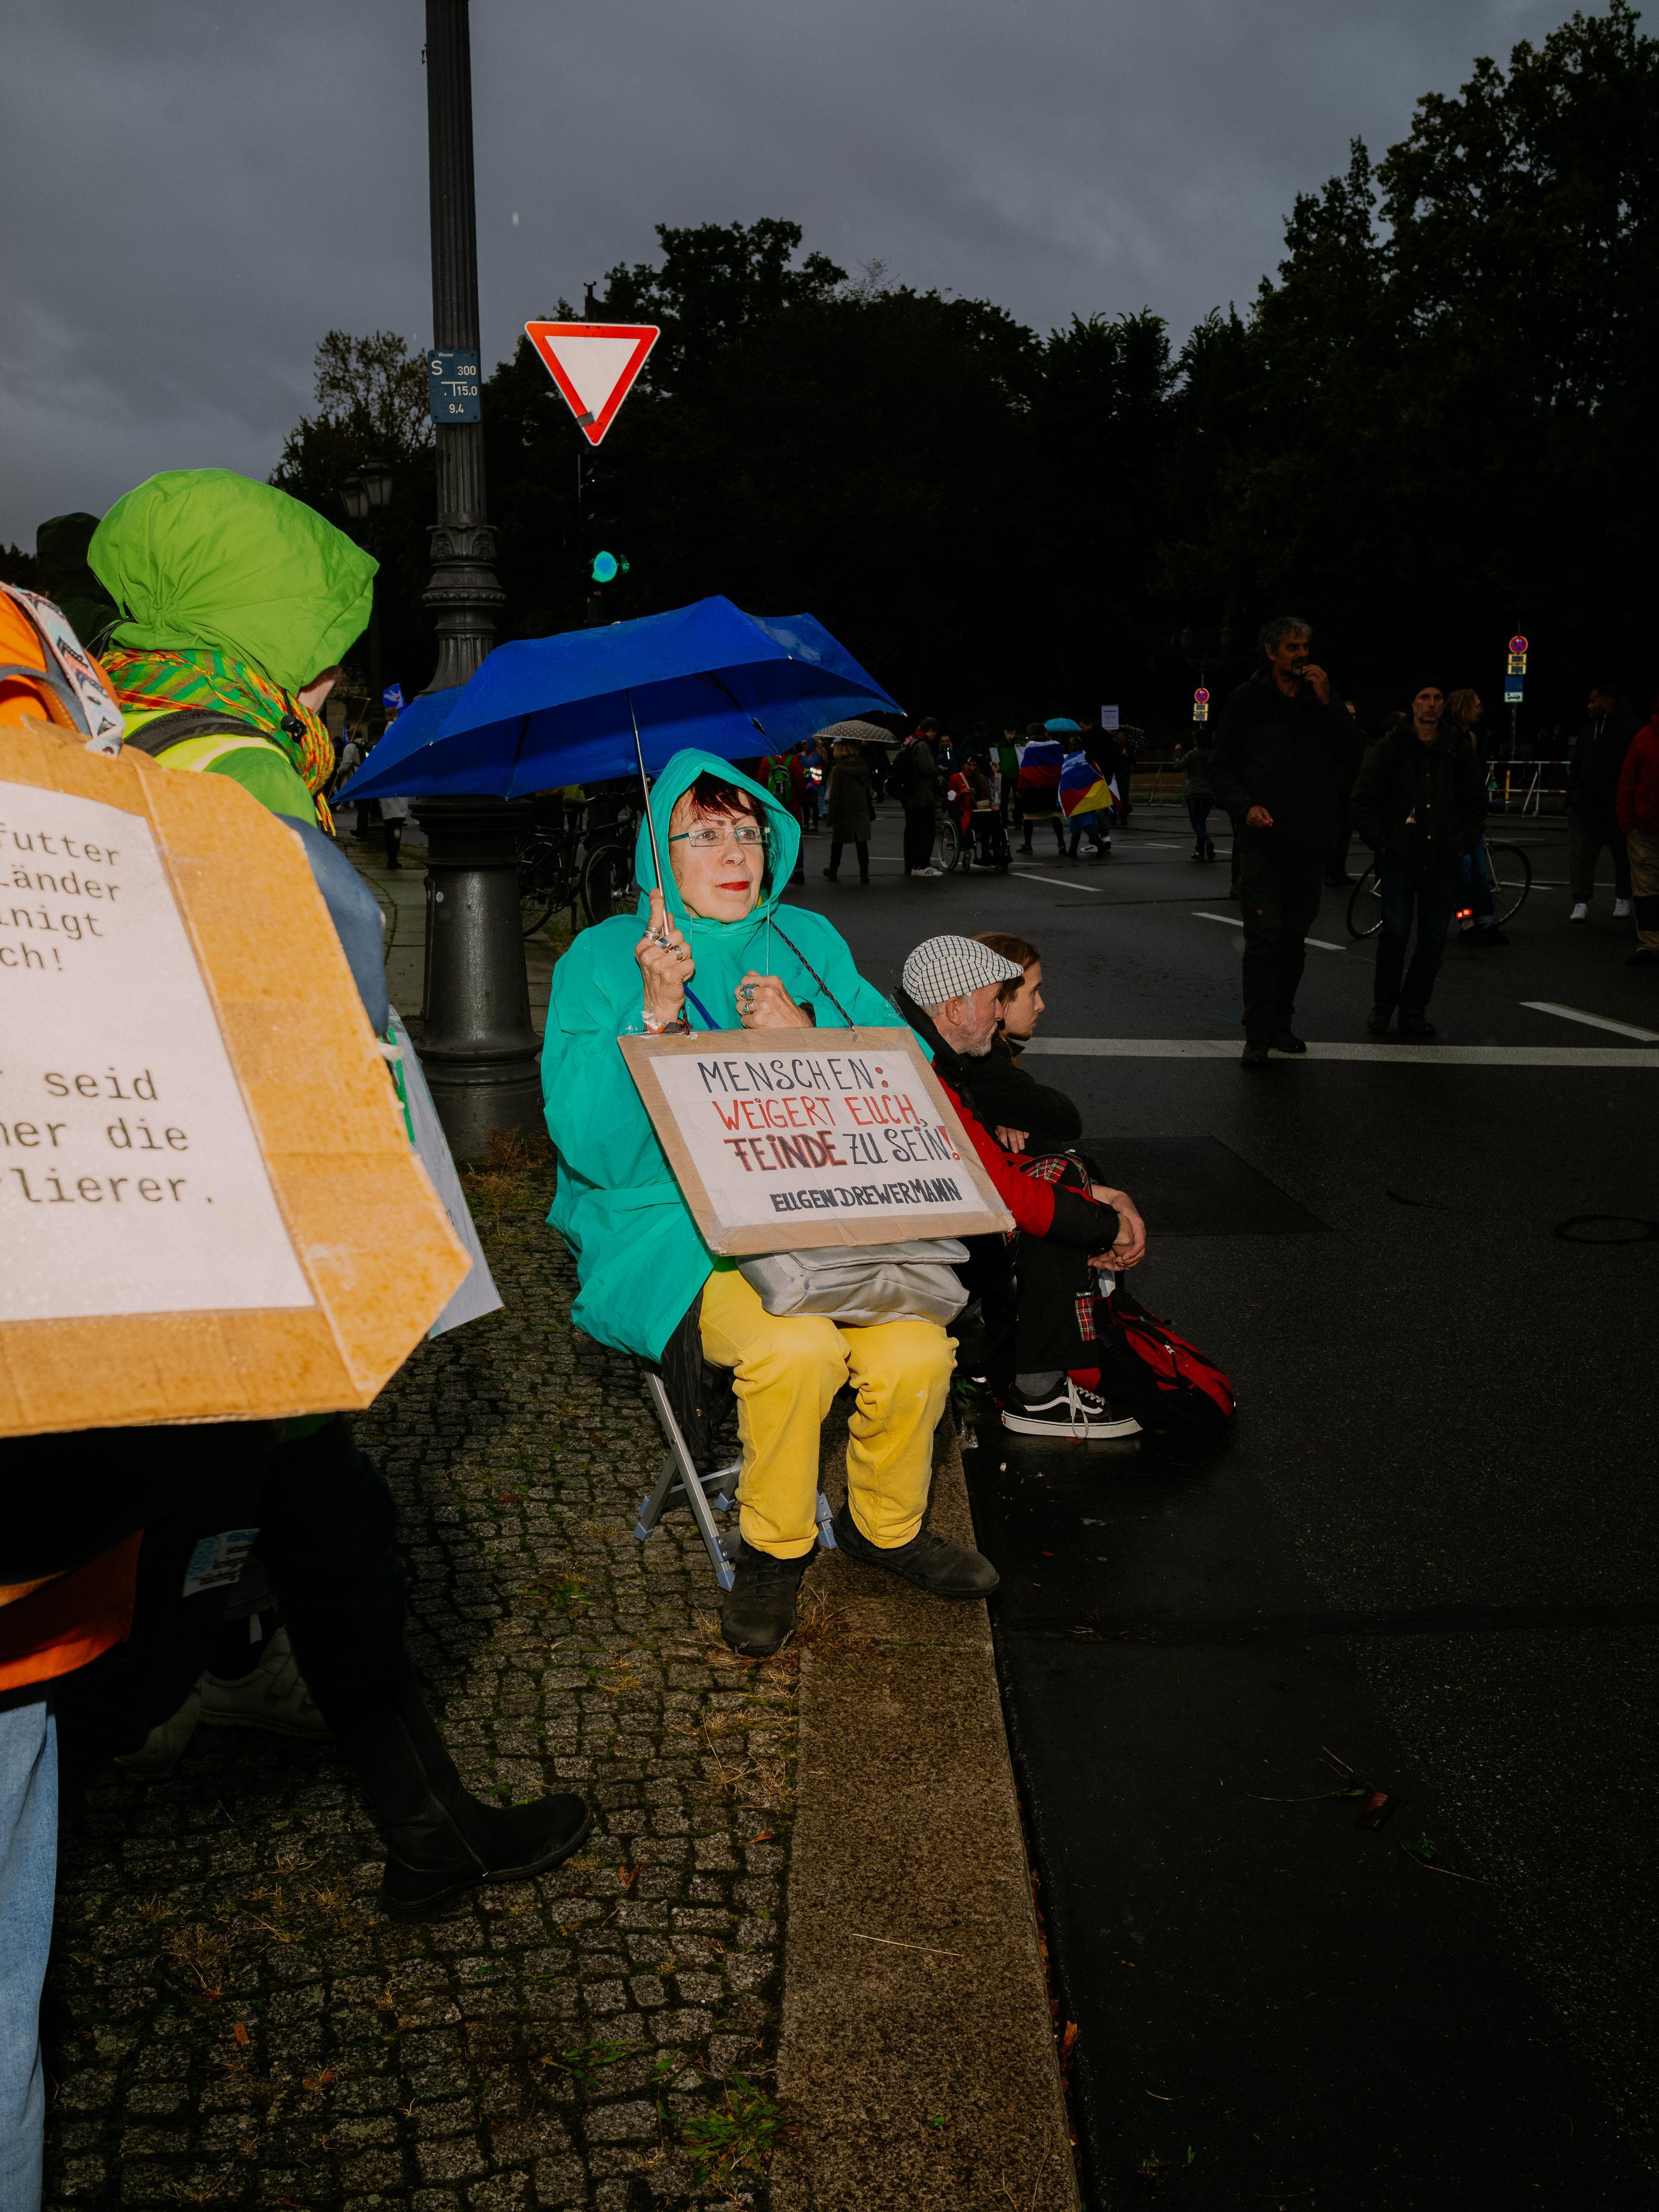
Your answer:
[1350,684,1486,1037]
[896,722,942,878]
[1209,615,1359,1067]
[1567,685,1641,922]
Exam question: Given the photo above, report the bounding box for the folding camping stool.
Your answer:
[635,1370,836,1592]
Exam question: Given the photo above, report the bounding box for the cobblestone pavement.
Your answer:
[44,1157,797,2212]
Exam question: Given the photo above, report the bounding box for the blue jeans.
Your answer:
[1187,795,1213,847]
[0,1695,54,2212]
[1374,860,1460,1014]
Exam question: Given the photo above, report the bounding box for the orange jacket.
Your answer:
[0,1542,140,1693]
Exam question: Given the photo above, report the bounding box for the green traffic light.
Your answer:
[591,549,629,584]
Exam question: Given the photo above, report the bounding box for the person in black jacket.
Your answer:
[1209,617,1360,1066]
[1350,685,1487,1037]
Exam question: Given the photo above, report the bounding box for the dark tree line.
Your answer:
[270,4,1657,737]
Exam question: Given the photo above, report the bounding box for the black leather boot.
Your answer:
[831,1504,999,1598]
[719,1540,816,1657]
[329,1664,592,1921]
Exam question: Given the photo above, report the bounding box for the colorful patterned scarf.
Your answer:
[100,646,335,833]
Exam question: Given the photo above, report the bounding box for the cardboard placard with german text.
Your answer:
[0,716,469,1437]
[618,1027,1013,1256]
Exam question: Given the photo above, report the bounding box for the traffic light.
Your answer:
[578,453,627,588]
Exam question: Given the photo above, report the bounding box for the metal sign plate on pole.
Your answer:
[427,348,482,422]
[525,321,660,446]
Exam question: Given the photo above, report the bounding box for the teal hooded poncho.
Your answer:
[541,749,904,1360]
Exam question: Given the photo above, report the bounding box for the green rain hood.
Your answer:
[88,469,375,693]
[541,749,903,1361]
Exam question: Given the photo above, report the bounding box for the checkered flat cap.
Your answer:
[902,933,1025,1009]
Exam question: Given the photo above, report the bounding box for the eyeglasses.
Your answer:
[668,825,766,848]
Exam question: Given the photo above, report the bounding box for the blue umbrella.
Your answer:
[339,594,898,804]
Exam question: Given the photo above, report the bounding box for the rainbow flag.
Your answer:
[1060,749,1114,820]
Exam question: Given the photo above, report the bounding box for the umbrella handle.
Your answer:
[629,689,672,946]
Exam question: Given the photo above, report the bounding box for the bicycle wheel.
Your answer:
[520,889,559,938]
[1346,865,1385,940]
[580,841,640,927]
[1485,842,1531,925]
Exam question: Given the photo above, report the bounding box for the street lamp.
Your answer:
[414,0,540,1163]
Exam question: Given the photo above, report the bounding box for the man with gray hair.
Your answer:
[1210,617,1361,1066]
[896,935,1147,1438]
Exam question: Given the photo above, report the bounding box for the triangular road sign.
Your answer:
[524,320,660,446]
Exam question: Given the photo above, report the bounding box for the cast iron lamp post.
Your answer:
[414,0,541,1162]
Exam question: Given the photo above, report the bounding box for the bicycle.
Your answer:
[1345,841,1532,940]
[518,822,585,938]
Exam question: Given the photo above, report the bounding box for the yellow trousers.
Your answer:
[698,1265,955,1559]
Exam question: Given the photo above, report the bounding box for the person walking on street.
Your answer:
[1567,684,1641,922]
[821,728,875,883]
[1016,721,1066,855]
[893,721,943,877]
[1445,687,1507,946]
[1181,740,1217,859]
[1615,698,1659,967]
[760,741,810,885]
[1208,615,1360,1066]
[1350,684,1487,1038]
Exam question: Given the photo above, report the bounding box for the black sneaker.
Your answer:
[830,1505,999,1598]
[1468,924,1510,946]
[1240,1041,1271,1067]
[1270,1031,1307,1055]
[1366,1007,1392,1036]
[719,1540,816,1657]
[1627,947,1659,967]
[1399,1011,1438,1039]
[999,1378,1141,1439]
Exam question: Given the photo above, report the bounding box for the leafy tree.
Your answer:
[274,7,1659,732]
[270,331,435,699]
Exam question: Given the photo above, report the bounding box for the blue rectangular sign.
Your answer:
[1504,679,1524,703]
[427,349,481,424]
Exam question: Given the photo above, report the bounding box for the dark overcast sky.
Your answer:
[2,0,1592,546]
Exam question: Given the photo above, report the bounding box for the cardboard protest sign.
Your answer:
[0,716,469,1437]
[618,1026,1013,1256]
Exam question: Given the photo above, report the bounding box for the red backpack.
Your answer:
[1098,1285,1235,1431]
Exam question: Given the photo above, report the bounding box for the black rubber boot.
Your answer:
[720,1540,816,1657]
[831,1504,999,1598]
[328,1664,592,1922]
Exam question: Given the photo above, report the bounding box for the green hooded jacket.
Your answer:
[541,749,904,1360]
[88,469,375,695]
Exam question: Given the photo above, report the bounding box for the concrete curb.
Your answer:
[772,1423,1080,2210]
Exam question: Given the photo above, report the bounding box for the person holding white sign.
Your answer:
[542,750,1000,1657]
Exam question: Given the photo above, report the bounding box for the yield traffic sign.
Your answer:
[524,320,659,446]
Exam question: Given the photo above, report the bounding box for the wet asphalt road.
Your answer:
[778,799,1658,2209]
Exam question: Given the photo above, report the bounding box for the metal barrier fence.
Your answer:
[1129,759,1573,815]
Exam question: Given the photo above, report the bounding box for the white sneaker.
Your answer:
[1614,898,1632,919]
[1000,1378,1141,1439]
[1570,902,1589,923]
[113,1691,202,1775]
[198,1624,331,1740]
[911,865,943,878]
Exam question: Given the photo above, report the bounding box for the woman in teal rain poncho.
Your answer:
[542,751,997,1655]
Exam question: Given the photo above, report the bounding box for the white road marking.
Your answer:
[1191,910,1344,952]
[1022,1037,1659,1067]
[1013,873,1106,893]
[1521,1000,1659,1044]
